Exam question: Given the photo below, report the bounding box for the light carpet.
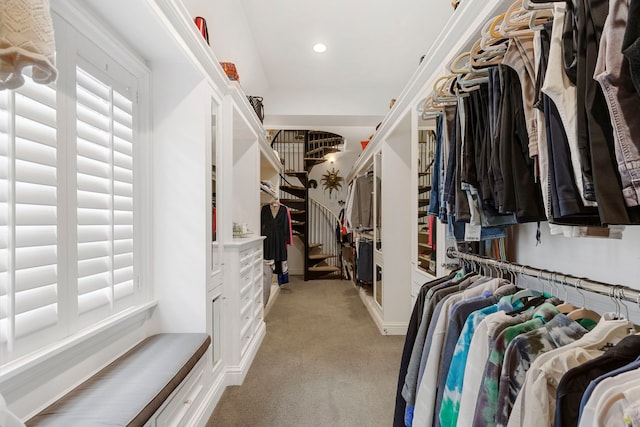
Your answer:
[207,276,404,427]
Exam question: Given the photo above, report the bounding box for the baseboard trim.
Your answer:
[225,322,266,386]
[357,286,407,336]
[264,283,280,316]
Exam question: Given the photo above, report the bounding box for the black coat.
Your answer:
[261,204,290,261]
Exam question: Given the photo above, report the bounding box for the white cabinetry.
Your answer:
[346,0,512,333]
[75,0,281,424]
[223,237,266,385]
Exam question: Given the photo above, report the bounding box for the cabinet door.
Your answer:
[210,96,222,276]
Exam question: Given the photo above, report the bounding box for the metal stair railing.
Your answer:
[308,196,342,278]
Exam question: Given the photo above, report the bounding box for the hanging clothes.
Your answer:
[393,271,461,427]
[261,203,292,286]
[261,203,291,261]
[507,314,634,427]
[347,172,380,229]
[394,250,640,427]
[356,238,373,283]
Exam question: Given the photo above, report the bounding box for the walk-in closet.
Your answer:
[1,0,639,426]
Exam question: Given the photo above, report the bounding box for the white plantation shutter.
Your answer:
[0,17,145,365]
[0,79,59,352]
[112,90,135,303]
[75,65,135,317]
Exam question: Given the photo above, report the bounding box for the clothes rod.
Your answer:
[446,248,640,306]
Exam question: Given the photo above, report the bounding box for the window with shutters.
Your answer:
[0,19,146,364]
[75,63,136,327]
[0,78,61,360]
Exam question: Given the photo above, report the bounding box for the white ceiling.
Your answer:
[239,0,451,91]
[186,0,454,130]
[85,0,455,138]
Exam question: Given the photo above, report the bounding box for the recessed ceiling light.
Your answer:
[313,43,327,53]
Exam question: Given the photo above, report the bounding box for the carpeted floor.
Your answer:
[207,276,405,427]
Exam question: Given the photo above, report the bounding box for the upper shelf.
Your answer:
[347,0,511,183]
[78,0,281,173]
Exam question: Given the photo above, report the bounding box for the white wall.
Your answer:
[264,86,400,118]
[151,65,209,333]
[512,223,640,290]
[181,0,270,95]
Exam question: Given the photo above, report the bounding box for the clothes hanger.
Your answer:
[470,39,506,69]
[567,279,601,323]
[500,0,551,37]
[456,66,489,92]
[489,13,507,38]
[432,75,460,104]
[506,294,547,315]
[511,287,542,305]
[479,20,509,55]
[419,94,450,119]
[554,274,577,314]
[522,0,557,10]
[527,9,552,31]
[434,74,458,97]
[615,287,631,320]
[449,54,489,91]
[449,51,473,74]
[528,0,566,4]
[567,308,602,323]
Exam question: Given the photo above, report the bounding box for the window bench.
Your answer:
[26,333,211,426]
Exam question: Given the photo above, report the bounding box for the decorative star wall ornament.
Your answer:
[321,167,343,198]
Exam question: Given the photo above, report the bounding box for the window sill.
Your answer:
[1,301,158,387]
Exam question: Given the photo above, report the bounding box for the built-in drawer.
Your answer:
[155,354,207,427]
[240,255,253,274]
[240,318,254,356]
[253,286,263,308]
[240,274,253,298]
[253,248,263,263]
[239,246,255,260]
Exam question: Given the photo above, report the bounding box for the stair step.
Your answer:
[281,185,306,198]
[418,185,432,194]
[304,158,326,171]
[308,266,341,273]
[280,198,306,209]
[305,146,341,157]
[308,134,343,146]
[418,199,430,207]
[308,243,322,249]
[418,211,429,219]
[418,243,433,251]
[285,171,309,187]
[418,172,430,177]
[308,254,337,260]
[289,211,306,222]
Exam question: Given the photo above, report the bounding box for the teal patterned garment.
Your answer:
[472,302,560,427]
[494,313,588,427]
[439,295,522,427]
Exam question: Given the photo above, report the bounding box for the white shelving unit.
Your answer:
[346,0,512,334]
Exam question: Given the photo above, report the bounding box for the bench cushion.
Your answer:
[27,333,211,426]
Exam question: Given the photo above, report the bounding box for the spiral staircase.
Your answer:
[270,130,344,280]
